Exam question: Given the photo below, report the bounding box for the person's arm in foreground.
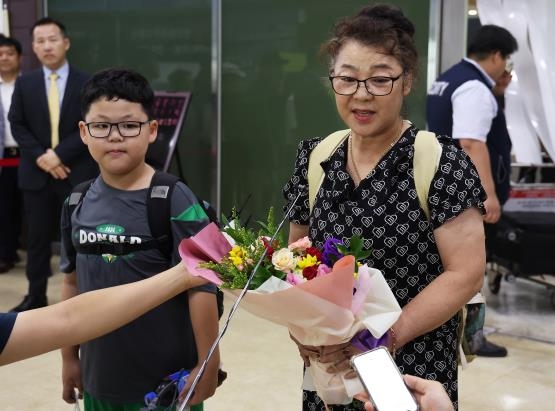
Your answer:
[0,263,203,366]
[360,374,454,411]
[179,290,220,405]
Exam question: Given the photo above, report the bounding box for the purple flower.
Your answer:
[321,237,344,266]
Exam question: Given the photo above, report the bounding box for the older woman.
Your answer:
[283,4,485,410]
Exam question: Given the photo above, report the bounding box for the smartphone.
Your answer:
[351,346,418,411]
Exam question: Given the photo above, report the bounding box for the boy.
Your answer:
[59,68,220,410]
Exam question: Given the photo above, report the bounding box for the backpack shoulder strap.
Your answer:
[148,170,180,260]
[413,130,442,220]
[63,178,95,258]
[308,129,350,212]
[68,179,95,213]
[307,129,441,219]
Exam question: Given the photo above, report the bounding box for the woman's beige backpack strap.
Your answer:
[308,129,441,216]
[308,129,350,212]
[413,130,442,220]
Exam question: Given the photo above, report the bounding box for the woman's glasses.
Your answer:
[328,74,402,96]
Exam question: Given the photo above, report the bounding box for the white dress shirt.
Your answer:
[42,60,69,108]
[451,57,499,143]
[0,76,16,148]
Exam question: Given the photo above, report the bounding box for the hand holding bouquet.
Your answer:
[179,210,401,405]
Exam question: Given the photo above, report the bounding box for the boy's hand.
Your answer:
[178,362,218,405]
[61,357,83,404]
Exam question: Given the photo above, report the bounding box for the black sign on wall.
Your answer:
[146,91,192,174]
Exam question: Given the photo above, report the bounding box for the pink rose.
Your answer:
[316,264,332,277]
[286,272,305,285]
[288,236,312,252]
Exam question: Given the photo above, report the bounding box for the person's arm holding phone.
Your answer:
[358,374,454,411]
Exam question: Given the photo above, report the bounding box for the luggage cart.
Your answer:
[486,164,555,307]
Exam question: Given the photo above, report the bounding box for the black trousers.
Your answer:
[0,150,22,262]
[23,178,71,296]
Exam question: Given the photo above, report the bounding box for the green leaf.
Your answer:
[336,244,349,254]
[350,235,363,252]
[357,250,373,259]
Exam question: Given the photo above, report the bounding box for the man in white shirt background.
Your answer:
[426,25,518,357]
[0,35,22,274]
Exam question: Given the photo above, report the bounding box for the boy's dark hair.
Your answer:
[80,68,155,119]
[0,35,22,55]
[31,17,68,38]
[467,24,518,59]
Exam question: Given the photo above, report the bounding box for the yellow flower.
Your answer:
[297,254,319,269]
[229,246,245,267]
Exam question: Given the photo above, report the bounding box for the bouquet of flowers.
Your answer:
[179,210,401,405]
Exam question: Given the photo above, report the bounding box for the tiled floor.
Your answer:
[1,257,554,410]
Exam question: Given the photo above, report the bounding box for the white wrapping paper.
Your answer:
[225,257,401,405]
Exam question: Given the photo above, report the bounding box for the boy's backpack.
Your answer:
[67,170,224,317]
[307,129,479,367]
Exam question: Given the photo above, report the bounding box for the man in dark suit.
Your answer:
[8,17,97,311]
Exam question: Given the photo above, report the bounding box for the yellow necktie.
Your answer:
[48,72,60,148]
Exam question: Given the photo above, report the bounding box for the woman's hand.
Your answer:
[290,333,362,378]
[318,342,363,378]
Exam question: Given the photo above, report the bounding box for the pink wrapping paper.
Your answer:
[178,222,231,286]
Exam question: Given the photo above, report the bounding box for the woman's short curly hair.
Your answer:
[321,4,418,78]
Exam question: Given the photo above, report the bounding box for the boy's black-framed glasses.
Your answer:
[328,74,403,96]
[85,120,151,138]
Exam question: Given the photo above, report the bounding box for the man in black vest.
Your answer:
[426,25,518,357]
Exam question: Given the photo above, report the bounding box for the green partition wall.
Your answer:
[49,0,214,201]
[49,0,429,226]
[220,0,430,225]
